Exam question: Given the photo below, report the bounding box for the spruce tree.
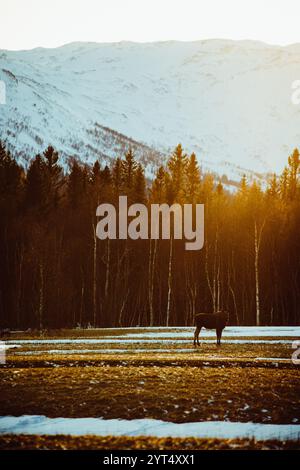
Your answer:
[151,166,166,203]
[112,157,123,199]
[133,163,146,203]
[122,148,138,201]
[185,152,200,203]
[42,146,63,211]
[167,143,187,202]
[287,148,300,199]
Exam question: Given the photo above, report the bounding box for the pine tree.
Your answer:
[185,152,201,203]
[100,165,112,201]
[91,160,102,203]
[68,160,88,208]
[112,157,123,199]
[92,160,101,184]
[280,166,289,201]
[216,180,224,196]
[133,163,146,203]
[200,173,214,203]
[26,155,46,209]
[122,148,138,200]
[0,148,22,198]
[167,144,187,202]
[239,174,248,195]
[150,166,167,203]
[42,146,63,210]
[267,173,279,198]
[287,148,300,199]
[0,142,23,215]
[101,165,112,186]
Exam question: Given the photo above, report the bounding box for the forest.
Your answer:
[0,141,300,329]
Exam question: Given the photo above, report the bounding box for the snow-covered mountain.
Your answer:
[0,40,300,181]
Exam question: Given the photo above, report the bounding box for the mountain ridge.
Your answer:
[1,39,299,182]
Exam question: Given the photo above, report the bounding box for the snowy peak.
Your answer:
[0,40,300,180]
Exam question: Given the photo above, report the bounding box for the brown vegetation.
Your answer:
[0,434,299,450]
[1,360,299,423]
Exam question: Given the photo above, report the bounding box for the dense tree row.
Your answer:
[0,141,300,329]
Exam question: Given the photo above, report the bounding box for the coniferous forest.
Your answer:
[0,141,300,329]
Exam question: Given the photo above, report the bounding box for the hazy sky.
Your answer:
[1,0,300,50]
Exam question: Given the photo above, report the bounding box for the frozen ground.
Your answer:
[1,326,299,449]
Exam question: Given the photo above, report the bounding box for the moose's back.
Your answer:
[195,311,228,329]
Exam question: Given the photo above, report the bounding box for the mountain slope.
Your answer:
[0,40,300,179]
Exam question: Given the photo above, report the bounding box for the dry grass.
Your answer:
[0,434,299,450]
[1,363,299,423]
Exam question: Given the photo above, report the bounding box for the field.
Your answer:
[0,326,300,450]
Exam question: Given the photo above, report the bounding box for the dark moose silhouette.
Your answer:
[194,311,229,346]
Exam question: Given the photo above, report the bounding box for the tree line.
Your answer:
[0,141,300,329]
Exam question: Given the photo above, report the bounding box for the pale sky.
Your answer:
[1,0,300,50]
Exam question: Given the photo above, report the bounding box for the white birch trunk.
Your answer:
[166,236,173,326]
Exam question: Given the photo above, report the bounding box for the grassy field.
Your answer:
[0,327,299,450]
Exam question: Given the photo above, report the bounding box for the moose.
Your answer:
[194,311,229,346]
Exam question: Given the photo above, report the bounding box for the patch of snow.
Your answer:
[122,327,300,338]
[0,415,299,441]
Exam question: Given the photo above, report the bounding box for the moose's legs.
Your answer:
[194,326,202,346]
[216,327,223,346]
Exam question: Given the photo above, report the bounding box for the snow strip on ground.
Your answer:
[0,416,299,441]
[122,327,300,338]
[44,327,300,333]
